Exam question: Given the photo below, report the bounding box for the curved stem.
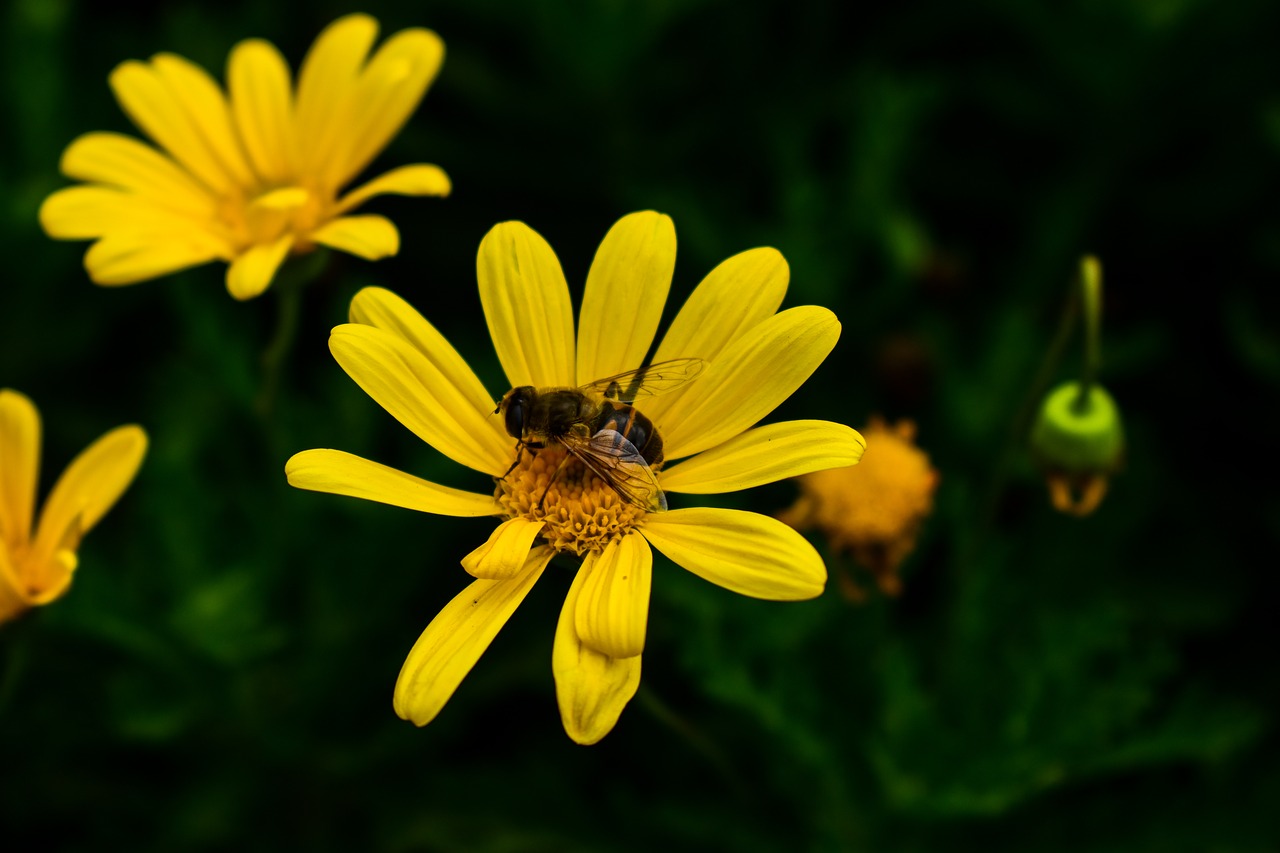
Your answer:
[1074,255,1102,413]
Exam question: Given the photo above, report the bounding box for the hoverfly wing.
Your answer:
[579,357,705,403]
[557,429,667,512]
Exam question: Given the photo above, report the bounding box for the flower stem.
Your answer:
[1074,255,1103,413]
[254,249,329,418]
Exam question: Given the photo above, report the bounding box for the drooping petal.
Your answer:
[641,507,826,601]
[477,221,576,388]
[59,132,216,216]
[309,214,399,260]
[394,547,551,726]
[225,233,294,300]
[0,389,41,547]
[31,425,147,565]
[553,556,642,745]
[348,287,500,423]
[659,420,865,494]
[295,14,379,182]
[644,247,789,423]
[576,212,675,383]
[325,27,444,190]
[285,449,498,516]
[335,164,451,214]
[461,517,546,579]
[227,38,296,184]
[148,53,258,189]
[328,323,511,476]
[83,231,226,286]
[574,533,651,659]
[39,186,208,240]
[658,306,840,460]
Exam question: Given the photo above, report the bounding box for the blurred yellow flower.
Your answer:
[286,211,864,744]
[39,13,450,300]
[0,390,147,624]
[780,416,936,599]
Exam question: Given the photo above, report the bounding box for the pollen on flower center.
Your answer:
[494,448,647,556]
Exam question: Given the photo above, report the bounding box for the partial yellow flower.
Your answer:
[39,13,450,300]
[0,390,147,624]
[286,211,865,744]
[780,416,936,600]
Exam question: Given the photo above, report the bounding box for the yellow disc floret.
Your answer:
[495,448,647,556]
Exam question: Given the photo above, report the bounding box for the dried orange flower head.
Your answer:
[780,416,937,597]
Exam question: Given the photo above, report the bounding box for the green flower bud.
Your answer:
[1029,381,1125,474]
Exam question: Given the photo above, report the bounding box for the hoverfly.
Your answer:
[494,357,706,512]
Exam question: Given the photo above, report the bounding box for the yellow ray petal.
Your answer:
[149,53,257,188]
[477,221,576,388]
[461,517,547,579]
[0,390,41,547]
[644,247,790,423]
[225,233,294,300]
[59,132,216,216]
[39,186,207,240]
[31,425,146,565]
[295,14,379,183]
[309,214,399,260]
[84,231,226,286]
[227,38,296,184]
[349,286,499,422]
[0,544,31,624]
[326,28,444,191]
[285,449,498,516]
[659,306,840,460]
[329,323,511,476]
[394,547,551,726]
[574,533,651,659]
[659,420,865,494]
[641,507,826,600]
[576,212,675,383]
[554,556,642,745]
[335,164,451,215]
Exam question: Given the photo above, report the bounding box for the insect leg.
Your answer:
[499,442,525,480]
[537,451,574,512]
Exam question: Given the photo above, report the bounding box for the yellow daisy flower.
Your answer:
[0,390,147,624]
[286,211,865,744]
[39,13,450,300]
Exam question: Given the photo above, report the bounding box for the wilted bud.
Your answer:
[1029,380,1124,516]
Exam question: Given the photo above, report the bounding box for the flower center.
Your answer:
[494,447,648,556]
[215,182,333,253]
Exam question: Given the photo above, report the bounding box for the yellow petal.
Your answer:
[574,533,651,659]
[348,286,500,423]
[576,212,675,383]
[554,556,642,745]
[659,420,865,494]
[225,233,294,300]
[659,306,840,460]
[477,221,576,388]
[641,507,826,600]
[295,14,379,182]
[227,38,295,184]
[309,215,399,261]
[0,389,40,547]
[285,449,498,516]
[58,132,216,216]
[39,186,208,241]
[644,247,789,423]
[0,544,31,624]
[335,164,451,215]
[83,232,225,286]
[461,517,546,579]
[31,425,147,565]
[394,547,551,726]
[148,53,257,188]
[328,323,511,476]
[326,28,444,190]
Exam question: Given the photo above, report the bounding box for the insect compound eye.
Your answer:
[503,388,531,438]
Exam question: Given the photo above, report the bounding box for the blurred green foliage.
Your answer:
[2,0,1277,850]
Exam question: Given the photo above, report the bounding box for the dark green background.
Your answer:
[2,0,1276,849]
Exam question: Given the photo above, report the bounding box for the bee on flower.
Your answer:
[0,390,147,624]
[780,416,937,600]
[286,211,865,744]
[39,14,450,300]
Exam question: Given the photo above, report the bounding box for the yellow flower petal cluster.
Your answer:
[39,13,450,300]
[286,211,865,744]
[0,390,147,623]
[780,416,936,598]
